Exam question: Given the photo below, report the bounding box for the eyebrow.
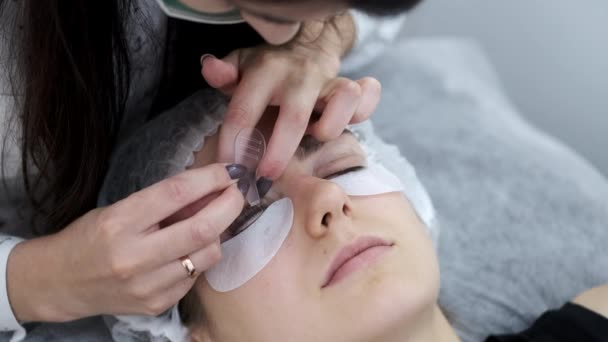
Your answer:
[296,130,354,161]
[296,135,324,160]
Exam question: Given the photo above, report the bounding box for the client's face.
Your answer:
[189,114,440,342]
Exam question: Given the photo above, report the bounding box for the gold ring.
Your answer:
[180,256,197,278]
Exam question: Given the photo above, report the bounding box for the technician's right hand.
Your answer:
[6,163,246,322]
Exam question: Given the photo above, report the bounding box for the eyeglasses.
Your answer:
[155,0,245,25]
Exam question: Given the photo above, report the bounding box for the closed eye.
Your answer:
[324,166,365,180]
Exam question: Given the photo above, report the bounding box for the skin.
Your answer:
[573,285,608,319]
[8,164,246,322]
[192,0,382,180]
[183,112,608,341]
[7,0,378,323]
[184,112,461,342]
[179,0,342,44]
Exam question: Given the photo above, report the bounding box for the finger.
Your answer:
[308,78,362,141]
[150,276,197,316]
[217,66,281,164]
[130,276,196,316]
[113,163,240,230]
[258,76,320,179]
[201,52,241,93]
[351,77,381,123]
[140,184,244,268]
[131,240,221,293]
[160,192,221,228]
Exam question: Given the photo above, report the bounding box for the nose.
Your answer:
[293,178,352,240]
[241,12,301,45]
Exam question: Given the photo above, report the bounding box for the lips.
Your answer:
[322,236,393,288]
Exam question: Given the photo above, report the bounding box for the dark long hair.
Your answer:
[0,0,422,236]
[1,0,131,234]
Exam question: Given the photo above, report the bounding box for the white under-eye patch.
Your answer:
[204,162,404,292]
[330,163,404,196]
[205,198,294,292]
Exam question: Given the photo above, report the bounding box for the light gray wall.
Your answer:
[403,0,608,177]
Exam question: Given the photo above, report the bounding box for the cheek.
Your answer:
[201,228,303,303]
[234,229,304,297]
[356,194,441,300]
[360,197,439,332]
[198,234,305,338]
[392,196,441,303]
[359,193,428,240]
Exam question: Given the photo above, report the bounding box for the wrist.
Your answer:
[7,235,76,322]
[331,12,357,57]
[290,13,356,74]
[303,13,356,57]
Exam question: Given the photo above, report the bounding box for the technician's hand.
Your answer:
[7,163,246,322]
[202,14,382,180]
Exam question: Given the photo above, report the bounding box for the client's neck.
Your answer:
[378,305,460,342]
[432,306,461,342]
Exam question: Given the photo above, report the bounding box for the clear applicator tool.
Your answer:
[234,128,266,206]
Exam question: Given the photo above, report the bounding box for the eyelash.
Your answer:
[325,166,365,179]
[226,197,271,240]
[225,165,365,240]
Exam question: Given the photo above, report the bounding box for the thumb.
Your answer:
[201,51,241,94]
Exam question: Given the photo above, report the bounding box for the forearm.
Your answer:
[0,236,25,340]
[6,234,72,323]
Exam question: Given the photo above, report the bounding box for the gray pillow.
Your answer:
[343,38,608,341]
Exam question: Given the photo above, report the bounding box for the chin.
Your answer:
[329,278,434,342]
[354,256,440,336]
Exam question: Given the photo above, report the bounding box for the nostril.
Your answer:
[342,204,350,216]
[322,213,331,227]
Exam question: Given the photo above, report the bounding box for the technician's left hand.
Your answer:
[201,14,381,180]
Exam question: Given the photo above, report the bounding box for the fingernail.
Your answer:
[226,164,247,180]
[200,54,215,67]
[238,178,251,196]
[256,177,273,198]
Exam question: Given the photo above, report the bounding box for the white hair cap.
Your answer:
[98,89,438,342]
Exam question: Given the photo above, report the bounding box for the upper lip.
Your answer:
[322,236,393,288]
